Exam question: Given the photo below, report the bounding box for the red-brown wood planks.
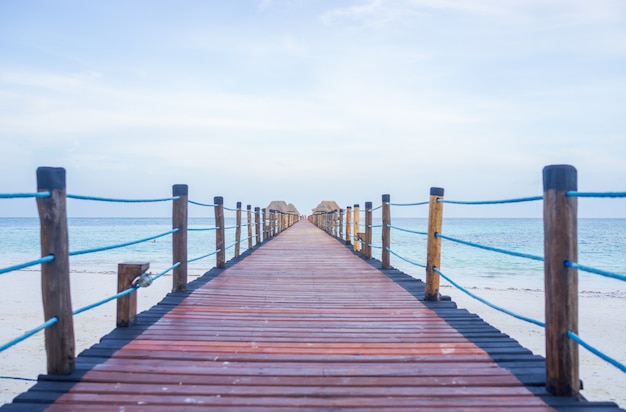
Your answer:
[17,220,561,410]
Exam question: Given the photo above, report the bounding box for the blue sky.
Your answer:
[1,0,625,217]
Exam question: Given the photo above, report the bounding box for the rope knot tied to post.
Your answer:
[132,272,153,288]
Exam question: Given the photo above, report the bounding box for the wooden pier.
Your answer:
[2,220,623,411]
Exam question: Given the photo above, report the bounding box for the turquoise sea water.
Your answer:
[1,217,624,294]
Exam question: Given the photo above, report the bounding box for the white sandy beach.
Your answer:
[1,271,624,408]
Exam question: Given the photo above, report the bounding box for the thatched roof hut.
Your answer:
[311,200,341,214]
[266,200,300,215]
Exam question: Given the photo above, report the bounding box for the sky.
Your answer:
[1,0,625,218]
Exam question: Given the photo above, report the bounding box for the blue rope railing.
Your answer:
[69,229,178,256]
[389,201,429,207]
[567,191,626,198]
[439,195,543,205]
[387,247,427,269]
[67,194,179,203]
[433,267,545,328]
[565,261,626,282]
[568,331,626,373]
[0,317,58,353]
[0,255,54,275]
[436,233,544,262]
[0,192,51,199]
[188,227,219,232]
[188,249,221,263]
[188,199,217,207]
[388,224,428,236]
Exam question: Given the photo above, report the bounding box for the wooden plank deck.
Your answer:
[3,220,623,411]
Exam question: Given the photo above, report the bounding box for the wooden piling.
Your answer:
[116,262,149,327]
[235,202,242,258]
[262,208,268,241]
[364,202,373,259]
[425,187,444,301]
[247,205,253,250]
[543,165,579,397]
[381,194,391,269]
[172,184,188,292]
[255,207,261,245]
[214,196,226,269]
[36,167,75,375]
[353,204,360,252]
[339,209,344,241]
[345,206,352,245]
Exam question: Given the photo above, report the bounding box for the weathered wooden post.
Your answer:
[235,201,242,258]
[543,164,579,397]
[262,208,268,241]
[345,206,352,245]
[36,167,75,375]
[381,194,391,269]
[247,205,253,250]
[425,188,444,301]
[255,207,261,245]
[364,201,373,259]
[353,204,360,252]
[214,196,226,269]
[339,209,344,241]
[172,184,188,292]
[117,262,149,327]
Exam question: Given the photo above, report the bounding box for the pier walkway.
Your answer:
[3,220,622,410]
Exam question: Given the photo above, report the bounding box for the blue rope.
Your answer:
[565,261,626,282]
[369,204,383,212]
[568,331,626,373]
[436,233,544,262]
[67,194,179,203]
[389,225,428,236]
[439,195,543,205]
[69,229,178,256]
[150,262,180,282]
[223,206,239,212]
[0,192,51,199]
[386,247,427,268]
[370,244,382,249]
[369,224,383,228]
[0,255,54,275]
[223,225,238,231]
[224,241,238,251]
[567,191,626,198]
[0,317,58,353]
[0,375,38,382]
[434,267,545,328]
[188,249,220,263]
[188,200,217,207]
[389,201,429,207]
[188,227,218,232]
[74,262,181,316]
[73,285,139,316]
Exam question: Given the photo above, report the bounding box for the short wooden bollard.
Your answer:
[214,196,226,269]
[172,184,188,292]
[117,262,149,327]
[381,194,391,269]
[345,206,352,245]
[543,164,579,397]
[425,187,444,301]
[235,202,242,258]
[36,166,75,375]
[353,204,360,252]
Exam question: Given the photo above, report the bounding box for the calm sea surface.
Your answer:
[1,217,624,293]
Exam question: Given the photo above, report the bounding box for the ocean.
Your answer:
[1,217,624,295]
